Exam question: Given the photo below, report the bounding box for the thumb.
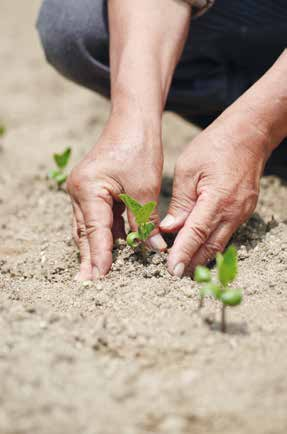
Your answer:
[160,173,197,233]
[127,198,167,252]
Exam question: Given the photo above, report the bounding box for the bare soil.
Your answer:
[1,1,287,433]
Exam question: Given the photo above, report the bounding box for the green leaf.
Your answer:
[135,201,156,225]
[127,232,140,248]
[216,252,224,269]
[200,283,221,299]
[221,289,242,306]
[48,169,61,179]
[138,222,155,241]
[48,170,67,185]
[54,172,67,186]
[194,266,211,283]
[0,125,6,137]
[217,245,238,287]
[119,194,142,217]
[53,147,71,169]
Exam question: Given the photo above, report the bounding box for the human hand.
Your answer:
[67,114,166,280]
[160,114,271,277]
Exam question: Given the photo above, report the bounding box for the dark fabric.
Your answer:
[37,0,287,113]
[37,0,287,177]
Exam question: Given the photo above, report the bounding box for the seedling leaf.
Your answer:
[138,222,155,240]
[221,289,242,306]
[55,173,67,185]
[53,147,71,169]
[119,194,142,216]
[200,283,221,299]
[136,201,156,225]
[127,232,140,248]
[0,125,6,137]
[194,266,211,283]
[48,169,60,179]
[217,245,237,287]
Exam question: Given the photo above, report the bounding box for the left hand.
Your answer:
[160,113,270,277]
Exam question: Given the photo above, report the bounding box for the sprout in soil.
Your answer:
[0,124,6,137]
[119,194,156,261]
[48,147,71,188]
[194,245,243,333]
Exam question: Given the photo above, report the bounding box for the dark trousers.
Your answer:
[37,0,287,177]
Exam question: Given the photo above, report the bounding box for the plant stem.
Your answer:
[198,296,204,310]
[140,242,147,264]
[221,304,226,333]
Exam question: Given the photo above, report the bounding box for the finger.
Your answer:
[112,201,126,241]
[168,194,222,277]
[160,170,197,233]
[189,221,236,271]
[127,203,167,252]
[72,202,93,281]
[80,187,114,279]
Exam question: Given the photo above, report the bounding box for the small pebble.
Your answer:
[82,280,92,288]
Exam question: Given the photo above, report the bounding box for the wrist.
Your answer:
[223,50,287,155]
[213,105,272,166]
[87,109,163,163]
[110,92,162,141]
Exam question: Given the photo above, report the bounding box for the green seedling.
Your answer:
[119,194,156,261]
[0,124,6,137]
[48,147,71,188]
[194,245,243,333]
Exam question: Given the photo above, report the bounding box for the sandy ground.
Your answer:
[1,1,287,433]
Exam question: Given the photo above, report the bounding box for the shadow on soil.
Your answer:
[208,320,249,336]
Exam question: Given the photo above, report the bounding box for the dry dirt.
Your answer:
[1,1,287,434]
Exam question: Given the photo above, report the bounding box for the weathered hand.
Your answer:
[160,114,270,277]
[67,114,166,280]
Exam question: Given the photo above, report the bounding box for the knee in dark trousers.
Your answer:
[37,0,110,95]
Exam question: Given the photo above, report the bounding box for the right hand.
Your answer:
[67,113,166,281]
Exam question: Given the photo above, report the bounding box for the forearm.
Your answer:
[108,0,191,133]
[218,50,287,156]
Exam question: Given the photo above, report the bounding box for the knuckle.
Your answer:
[67,169,84,195]
[170,192,193,213]
[134,177,161,199]
[67,164,95,196]
[77,224,87,239]
[180,243,194,262]
[189,223,210,244]
[204,240,225,258]
[85,220,101,236]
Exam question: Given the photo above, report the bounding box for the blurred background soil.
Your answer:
[0,1,287,433]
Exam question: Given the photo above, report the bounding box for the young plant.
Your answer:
[194,245,243,333]
[48,147,71,188]
[119,194,156,261]
[0,124,6,137]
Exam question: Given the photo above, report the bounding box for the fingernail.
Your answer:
[160,214,175,229]
[148,234,167,251]
[92,266,100,280]
[74,272,81,281]
[173,262,185,278]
